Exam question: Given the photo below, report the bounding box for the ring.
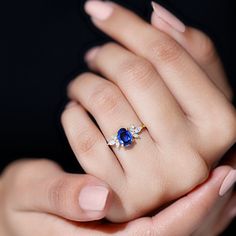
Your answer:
[107,124,146,148]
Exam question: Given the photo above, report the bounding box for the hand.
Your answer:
[62,0,236,222]
[2,161,234,235]
[0,159,112,235]
[192,151,236,236]
[150,6,236,235]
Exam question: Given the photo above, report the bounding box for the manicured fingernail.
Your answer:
[79,186,109,211]
[151,1,185,33]
[85,47,100,63]
[85,0,113,21]
[219,170,236,196]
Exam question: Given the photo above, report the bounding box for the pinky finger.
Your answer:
[61,101,124,182]
[151,2,233,100]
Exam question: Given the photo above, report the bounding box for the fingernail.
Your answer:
[219,170,236,196]
[85,0,113,21]
[79,186,109,211]
[151,1,185,33]
[85,47,100,63]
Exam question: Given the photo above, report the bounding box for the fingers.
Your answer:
[151,2,233,100]
[70,166,235,236]
[6,159,112,222]
[85,43,187,144]
[214,193,236,235]
[61,101,124,181]
[84,0,229,122]
[84,0,236,165]
[67,73,157,174]
[150,166,234,236]
[67,73,141,140]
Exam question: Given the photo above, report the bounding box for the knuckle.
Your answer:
[197,33,216,64]
[75,128,100,155]
[215,108,236,146]
[48,176,69,213]
[4,161,37,196]
[186,28,217,65]
[120,58,156,89]
[89,82,121,114]
[202,106,236,151]
[170,149,209,190]
[10,161,40,184]
[11,159,60,192]
[61,108,101,155]
[147,36,183,63]
[185,154,209,189]
[191,153,209,184]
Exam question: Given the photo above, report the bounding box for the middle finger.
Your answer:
[86,43,187,144]
[68,72,156,172]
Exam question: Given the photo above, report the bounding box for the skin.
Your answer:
[0,159,235,236]
[0,2,235,235]
[62,2,236,222]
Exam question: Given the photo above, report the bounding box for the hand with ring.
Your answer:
[62,0,236,223]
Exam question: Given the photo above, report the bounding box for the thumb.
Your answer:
[9,159,112,222]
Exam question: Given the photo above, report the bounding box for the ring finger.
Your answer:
[68,72,156,173]
[85,43,188,144]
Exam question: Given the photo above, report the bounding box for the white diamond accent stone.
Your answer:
[116,140,120,148]
[108,124,144,148]
[108,140,116,145]
[135,127,142,133]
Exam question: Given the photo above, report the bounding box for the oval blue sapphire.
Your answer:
[117,128,133,146]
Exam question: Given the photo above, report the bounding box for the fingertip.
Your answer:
[84,46,100,64]
[64,101,78,110]
[151,1,186,33]
[219,169,236,196]
[84,0,114,21]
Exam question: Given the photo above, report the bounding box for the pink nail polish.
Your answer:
[151,1,185,33]
[79,186,109,211]
[85,47,100,63]
[219,170,236,196]
[85,0,113,21]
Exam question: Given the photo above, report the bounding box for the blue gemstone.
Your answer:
[117,128,133,146]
